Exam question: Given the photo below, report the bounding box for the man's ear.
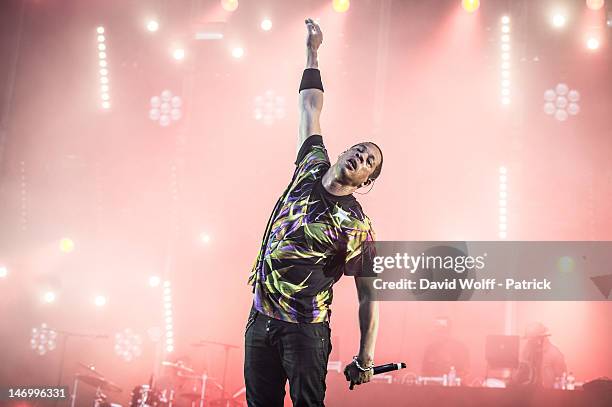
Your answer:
[359,179,373,188]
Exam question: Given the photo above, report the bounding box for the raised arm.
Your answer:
[298,18,324,153]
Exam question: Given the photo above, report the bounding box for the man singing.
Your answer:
[244,18,383,407]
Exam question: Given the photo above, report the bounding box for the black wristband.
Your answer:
[299,68,324,93]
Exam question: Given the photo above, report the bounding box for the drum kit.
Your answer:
[70,341,245,407]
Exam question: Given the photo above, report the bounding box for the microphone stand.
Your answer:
[192,340,239,406]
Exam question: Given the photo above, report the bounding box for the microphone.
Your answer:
[373,362,406,375]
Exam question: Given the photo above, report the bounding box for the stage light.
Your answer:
[114,329,143,362]
[149,275,161,287]
[96,27,111,110]
[59,238,74,253]
[146,20,159,32]
[462,0,480,13]
[500,17,512,105]
[149,91,182,127]
[586,36,600,50]
[42,291,56,304]
[231,46,244,58]
[261,19,272,31]
[0,266,7,278]
[199,233,211,244]
[221,0,238,12]
[551,13,567,28]
[557,256,575,272]
[555,109,569,121]
[163,280,174,354]
[172,48,185,60]
[607,11,612,27]
[333,0,350,13]
[30,323,57,356]
[544,84,580,121]
[586,0,605,11]
[254,90,286,125]
[94,295,107,307]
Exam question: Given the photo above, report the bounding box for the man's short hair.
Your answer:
[368,142,383,181]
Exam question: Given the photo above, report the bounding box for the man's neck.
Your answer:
[322,166,355,197]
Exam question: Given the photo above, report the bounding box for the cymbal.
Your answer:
[161,361,195,373]
[176,372,220,385]
[76,374,122,392]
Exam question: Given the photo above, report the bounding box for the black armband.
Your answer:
[299,68,324,93]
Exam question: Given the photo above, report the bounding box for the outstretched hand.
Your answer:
[305,18,323,51]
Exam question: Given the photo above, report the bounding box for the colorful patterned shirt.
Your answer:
[248,135,375,323]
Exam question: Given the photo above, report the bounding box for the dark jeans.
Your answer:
[244,307,332,407]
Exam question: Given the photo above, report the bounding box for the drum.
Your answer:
[130,385,164,407]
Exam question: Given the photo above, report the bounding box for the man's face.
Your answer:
[336,142,382,187]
